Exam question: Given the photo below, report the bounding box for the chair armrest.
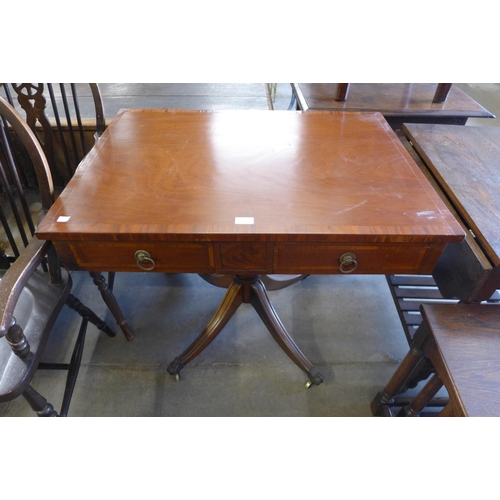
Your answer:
[0,238,50,336]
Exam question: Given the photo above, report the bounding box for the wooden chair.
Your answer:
[0,83,132,341]
[0,95,117,416]
[371,302,500,417]
[0,83,105,187]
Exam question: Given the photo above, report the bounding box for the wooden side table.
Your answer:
[292,83,494,130]
[384,124,500,345]
[404,124,500,303]
[371,302,500,417]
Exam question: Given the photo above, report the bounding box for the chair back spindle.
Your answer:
[1,83,105,187]
[0,95,119,417]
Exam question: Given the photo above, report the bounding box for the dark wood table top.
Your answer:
[422,303,500,417]
[293,83,494,119]
[36,110,463,249]
[404,123,500,267]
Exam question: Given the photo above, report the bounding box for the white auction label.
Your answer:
[235,217,254,225]
[57,216,71,222]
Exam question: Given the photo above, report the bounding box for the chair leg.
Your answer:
[38,296,114,416]
[22,385,58,417]
[65,293,115,337]
[107,271,115,292]
[59,318,88,417]
[89,271,134,341]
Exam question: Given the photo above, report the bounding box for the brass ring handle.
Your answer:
[339,252,357,274]
[134,250,156,271]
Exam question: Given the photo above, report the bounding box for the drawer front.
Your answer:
[273,243,429,274]
[61,241,215,272]
[216,242,270,272]
[55,240,437,275]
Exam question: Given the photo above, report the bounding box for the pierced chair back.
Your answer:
[0,96,115,417]
[0,83,132,341]
[0,89,54,269]
[0,83,105,187]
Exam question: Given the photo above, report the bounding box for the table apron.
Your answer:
[52,240,446,275]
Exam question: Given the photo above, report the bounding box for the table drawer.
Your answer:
[59,241,215,273]
[216,242,270,272]
[273,243,430,274]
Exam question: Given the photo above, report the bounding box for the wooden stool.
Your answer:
[371,303,500,417]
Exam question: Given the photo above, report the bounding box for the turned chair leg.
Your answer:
[66,294,115,337]
[22,385,59,417]
[89,271,134,341]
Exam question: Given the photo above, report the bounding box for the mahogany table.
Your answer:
[291,84,494,130]
[35,109,463,387]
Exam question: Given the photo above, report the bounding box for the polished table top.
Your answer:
[36,110,463,275]
[35,109,464,385]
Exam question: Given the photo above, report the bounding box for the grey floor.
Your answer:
[2,83,500,417]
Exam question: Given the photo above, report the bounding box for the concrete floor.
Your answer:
[1,83,499,417]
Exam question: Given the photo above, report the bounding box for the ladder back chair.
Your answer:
[0,95,117,416]
[0,83,132,340]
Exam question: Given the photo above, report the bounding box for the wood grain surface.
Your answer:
[404,124,500,266]
[35,110,463,274]
[422,303,500,417]
[36,110,463,243]
[293,83,493,117]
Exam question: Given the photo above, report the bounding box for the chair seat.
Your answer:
[0,267,71,401]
